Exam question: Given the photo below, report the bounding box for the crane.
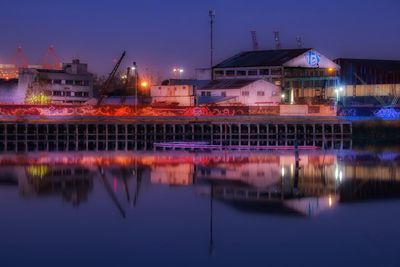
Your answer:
[96,51,126,106]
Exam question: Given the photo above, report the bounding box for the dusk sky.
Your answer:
[1,0,399,78]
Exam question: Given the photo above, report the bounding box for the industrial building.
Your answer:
[150,84,196,106]
[197,79,281,106]
[212,48,340,104]
[334,58,400,105]
[17,59,93,104]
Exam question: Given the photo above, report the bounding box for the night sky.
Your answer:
[1,0,399,78]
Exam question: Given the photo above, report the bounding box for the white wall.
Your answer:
[198,80,281,106]
[151,85,195,106]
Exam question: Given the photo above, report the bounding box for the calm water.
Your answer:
[1,148,400,267]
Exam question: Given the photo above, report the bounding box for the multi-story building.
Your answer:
[212,48,340,103]
[17,59,93,104]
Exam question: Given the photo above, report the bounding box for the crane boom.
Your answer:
[97,51,126,106]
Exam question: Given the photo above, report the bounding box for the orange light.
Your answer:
[141,81,148,88]
[328,68,334,72]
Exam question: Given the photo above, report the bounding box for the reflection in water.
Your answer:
[1,150,400,217]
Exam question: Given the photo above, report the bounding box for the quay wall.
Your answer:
[0,115,352,152]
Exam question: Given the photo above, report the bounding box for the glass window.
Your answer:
[53,79,61,84]
[248,69,258,76]
[236,70,246,76]
[271,68,282,75]
[259,69,269,75]
[241,91,249,96]
[257,91,265,96]
[226,70,235,76]
[206,91,211,96]
[66,80,73,85]
[221,92,226,97]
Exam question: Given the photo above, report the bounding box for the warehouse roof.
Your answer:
[200,79,258,90]
[214,48,311,68]
[334,58,400,71]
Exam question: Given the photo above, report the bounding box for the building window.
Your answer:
[259,69,269,75]
[226,70,235,76]
[248,69,258,76]
[236,70,246,76]
[82,80,90,86]
[64,91,71,97]
[201,91,206,96]
[241,91,249,96]
[221,92,226,97]
[206,91,211,96]
[271,68,282,75]
[83,92,89,97]
[53,91,62,96]
[214,70,224,76]
[74,80,83,86]
[257,91,265,96]
[75,92,83,97]
[53,79,62,84]
[66,80,73,85]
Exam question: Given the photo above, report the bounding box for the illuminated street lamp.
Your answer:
[173,67,184,79]
[141,81,148,88]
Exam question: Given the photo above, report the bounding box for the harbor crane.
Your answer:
[96,51,126,106]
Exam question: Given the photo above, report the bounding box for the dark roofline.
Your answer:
[213,48,312,69]
[334,58,400,63]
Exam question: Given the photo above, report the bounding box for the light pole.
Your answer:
[132,62,138,115]
[173,68,184,79]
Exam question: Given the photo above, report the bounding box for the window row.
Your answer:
[39,79,90,86]
[49,91,89,97]
[214,68,282,77]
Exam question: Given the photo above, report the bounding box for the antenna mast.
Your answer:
[250,30,259,50]
[209,9,216,69]
[273,31,281,49]
[296,36,303,48]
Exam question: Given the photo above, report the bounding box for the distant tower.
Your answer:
[296,36,303,48]
[273,31,281,49]
[209,9,216,69]
[250,30,259,50]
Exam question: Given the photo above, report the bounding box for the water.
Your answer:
[1,148,400,267]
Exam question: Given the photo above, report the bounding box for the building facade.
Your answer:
[197,79,281,106]
[212,48,340,103]
[150,84,196,106]
[17,59,93,104]
[334,58,400,104]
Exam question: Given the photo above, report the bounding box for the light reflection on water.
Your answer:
[1,149,400,266]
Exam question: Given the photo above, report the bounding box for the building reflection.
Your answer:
[0,151,399,216]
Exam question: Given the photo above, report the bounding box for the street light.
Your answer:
[173,67,184,79]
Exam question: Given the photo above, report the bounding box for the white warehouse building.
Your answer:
[197,79,281,106]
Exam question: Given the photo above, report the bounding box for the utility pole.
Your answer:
[273,31,281,49]
[209,10,216,71]
[133,62,138,115]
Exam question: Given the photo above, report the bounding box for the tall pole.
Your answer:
[209,10,215,74]
[133,62,138,115]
